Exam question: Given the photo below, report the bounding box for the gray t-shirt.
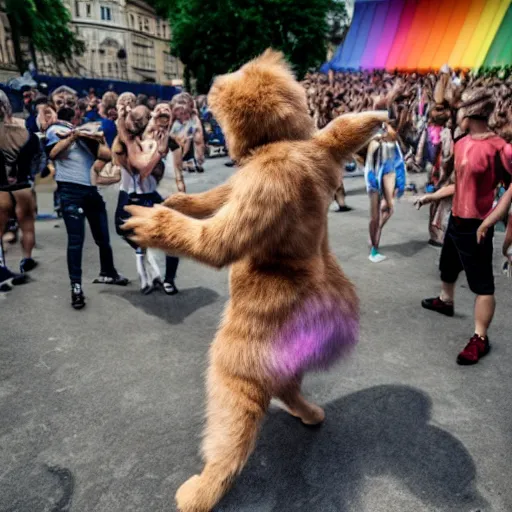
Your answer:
[46,122,95,186]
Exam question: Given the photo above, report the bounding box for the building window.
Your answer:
[156,20,160,37]
[130,14,135,27]
[144,18,149,32]
[138,16,142,31]
[100,6,112,21]
[132,35,155,71]
[164,51,178,80]
[75,0,80,17]
[100,62,104,76]
[86,3,91,17]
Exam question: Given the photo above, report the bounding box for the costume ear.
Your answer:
[315,111,389,160]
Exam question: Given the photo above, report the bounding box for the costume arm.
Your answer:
[123,166,290,268]
[163,182,232,218]
[315,111,388,161]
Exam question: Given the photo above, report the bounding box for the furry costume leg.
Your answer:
[176,358,270,512]
[275,377,325,425]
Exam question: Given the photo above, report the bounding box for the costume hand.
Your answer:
[122,204,173,249]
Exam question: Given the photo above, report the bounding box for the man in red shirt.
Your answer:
[416,88,512,365]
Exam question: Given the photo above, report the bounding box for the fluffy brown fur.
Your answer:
[123,49,387,512]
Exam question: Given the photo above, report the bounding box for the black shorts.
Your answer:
[440,215,495,295]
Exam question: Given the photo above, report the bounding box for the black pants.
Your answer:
[440,215,495,295]
[115,190,179,282]
[59,182,117,284]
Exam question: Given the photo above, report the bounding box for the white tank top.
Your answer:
[119,167,158,194]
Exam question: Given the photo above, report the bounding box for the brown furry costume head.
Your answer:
[208,49,315,162]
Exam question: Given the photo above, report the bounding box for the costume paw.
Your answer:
[301,403,325,425]
[176,475,208,512]
[163,193,186,209]
[122,204,172,249]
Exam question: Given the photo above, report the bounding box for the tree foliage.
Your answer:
[5,0,85,73]
[148,0,347,93]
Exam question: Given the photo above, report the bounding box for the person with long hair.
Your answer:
[0,91,40,291]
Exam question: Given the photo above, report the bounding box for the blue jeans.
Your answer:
[115,190,179,282]
[58,182,118,284]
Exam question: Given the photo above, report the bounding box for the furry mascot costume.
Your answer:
[123,50,388,512]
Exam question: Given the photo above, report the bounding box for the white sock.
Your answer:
[146,248,162,282]
[136,249,148,289]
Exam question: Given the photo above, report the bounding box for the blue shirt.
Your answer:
[46,122,95,186]
[101,118,117,148]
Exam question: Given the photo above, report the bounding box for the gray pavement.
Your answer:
[1,157,511,512]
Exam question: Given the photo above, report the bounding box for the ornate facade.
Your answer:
[67,0,183,83]
[0,0,183,84]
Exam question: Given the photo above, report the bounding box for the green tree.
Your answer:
[5,0,85,73]
[149,0,344,92]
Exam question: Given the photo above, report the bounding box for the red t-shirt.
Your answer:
[452,134,512,219]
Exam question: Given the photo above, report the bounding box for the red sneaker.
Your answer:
[457,335,490,365]
[421,296,454,317]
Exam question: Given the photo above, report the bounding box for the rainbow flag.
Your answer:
[324,0,512,71]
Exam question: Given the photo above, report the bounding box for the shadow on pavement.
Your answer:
[101,286,220,325]
[380,239,428,257]
[217,384,486,512]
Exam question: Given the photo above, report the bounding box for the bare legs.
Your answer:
[474,295,495,337]
[369,173,395,262]
[13,189,36,260]
[438,280,495,337]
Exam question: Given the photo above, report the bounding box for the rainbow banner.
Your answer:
[323,0,512,72]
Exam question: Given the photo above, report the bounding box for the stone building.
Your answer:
[0,0,183,84]
[67,0,183,83]
[0,1,19,82]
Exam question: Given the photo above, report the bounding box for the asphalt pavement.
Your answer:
[1,157,511,512]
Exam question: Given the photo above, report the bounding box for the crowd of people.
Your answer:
[1,64,512,365]
[0,84,212,308]
[303,67,512,364]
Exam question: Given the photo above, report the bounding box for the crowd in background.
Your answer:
[0,82,226,306]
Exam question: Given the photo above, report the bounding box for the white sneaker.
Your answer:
[369,252,387,263]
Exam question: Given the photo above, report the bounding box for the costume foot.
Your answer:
[176,475,210,512]
[296,403,325,425]
[368,248,386,263]
[278,399,325,425]
[336,205,353,212]
[428,239,443,248]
